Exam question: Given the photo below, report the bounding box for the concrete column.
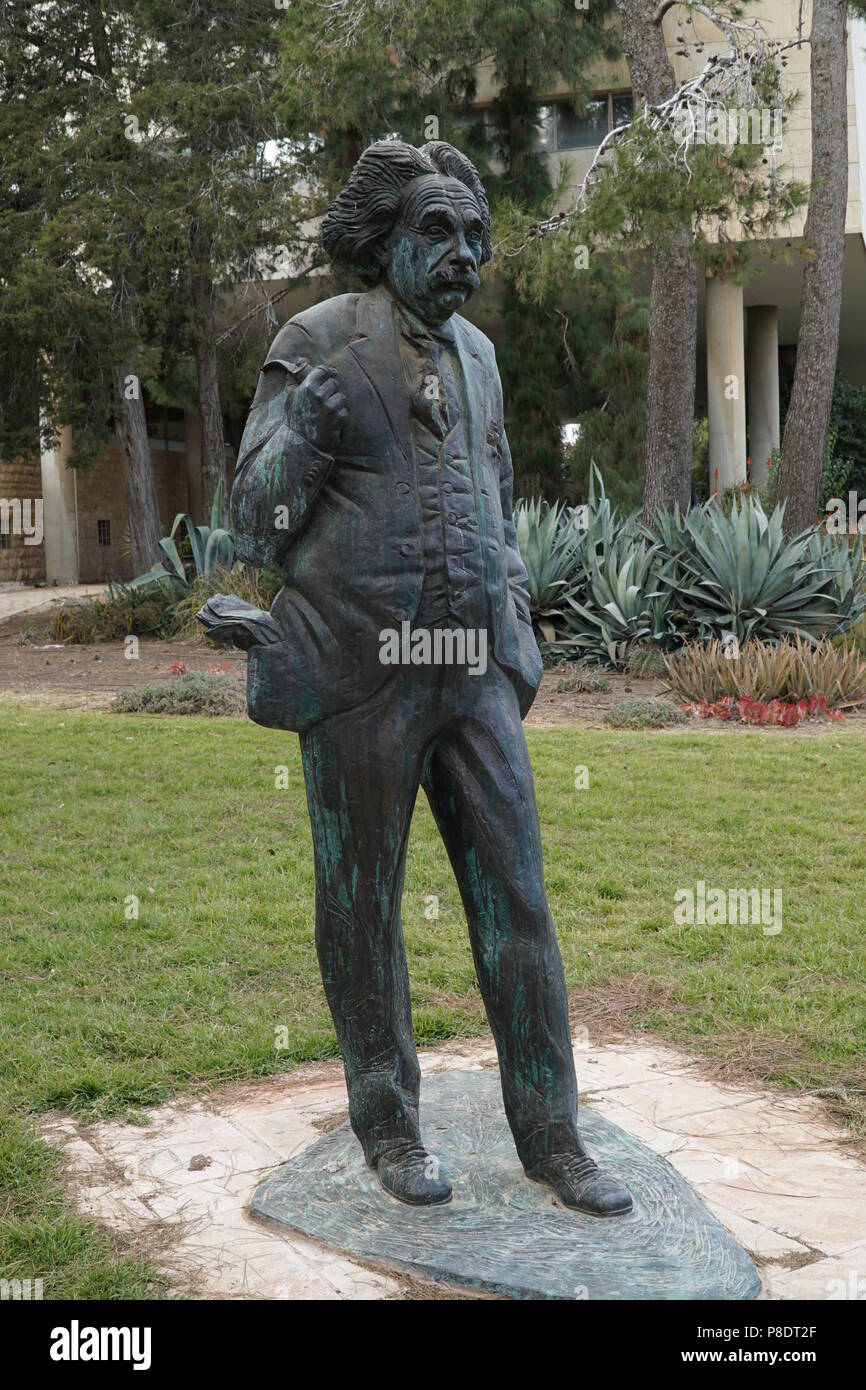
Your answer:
[747,305,780,490]
[706,275,747,495]
[39,422,79,584]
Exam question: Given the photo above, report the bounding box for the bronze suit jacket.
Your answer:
[230,283,542,731]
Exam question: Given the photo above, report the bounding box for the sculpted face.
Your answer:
[381,174,484,325]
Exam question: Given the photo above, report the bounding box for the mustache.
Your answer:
[430,265,480,292]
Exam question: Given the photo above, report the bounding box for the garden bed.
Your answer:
[4,615,866,733]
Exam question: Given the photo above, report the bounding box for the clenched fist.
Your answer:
[288,362,348,454]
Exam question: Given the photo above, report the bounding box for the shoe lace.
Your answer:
[561,1153,600,1185]
[379,1139,431,1172]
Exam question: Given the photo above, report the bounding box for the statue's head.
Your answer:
[321,141,492,326]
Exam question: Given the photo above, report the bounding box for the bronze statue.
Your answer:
[201,141,632,1216]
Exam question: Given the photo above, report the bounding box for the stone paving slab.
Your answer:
[38,1037,866,1300]
[0,582,107,622]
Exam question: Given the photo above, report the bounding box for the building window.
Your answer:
[535,93,633,152]
[0,531,8,550]
[448,108,495,149]
[611,94,634,130]
[97,519,111,547]
[145,402,186,448]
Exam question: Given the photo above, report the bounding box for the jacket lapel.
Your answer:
[453,316,487,472]
[348,287,413,474]
[348,288,487,484]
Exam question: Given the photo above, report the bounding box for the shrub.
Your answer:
[836,616,866,658]
[112,672,246,716]
[517,466,678,666]
[555,665,611,693]
[663,639,792,704]
[818,422,855,515]
[664,636,866,708]
[604,698,687,729]
[559,529,676,667]
[624,642,669,678]
[47,564,281,645]
[829,372,866,499]
[171,562,282,639]
[49,581,177,644]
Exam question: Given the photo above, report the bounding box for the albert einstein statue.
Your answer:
[201,140,632,1217]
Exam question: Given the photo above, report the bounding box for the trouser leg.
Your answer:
[300,680,426,1165]
[422,667,581,1172]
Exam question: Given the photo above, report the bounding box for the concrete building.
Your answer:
[469,0,866,493]
[2,0,863,587]
[0,401,220,588]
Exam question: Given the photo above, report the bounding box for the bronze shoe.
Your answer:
[376,1140,452,1206]
[529,1151,633,1217]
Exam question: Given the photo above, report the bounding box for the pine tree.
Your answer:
[0,1,163,572]
[506,2,808,516]
[278,0,618,497]
[775,0,858,534]
[129,1,317,522]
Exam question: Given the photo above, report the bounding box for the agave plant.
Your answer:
[132,479,235,592]
[651,494,866,644]
[513,497,584,642]
[559,532,676,667]
[578,460,643,558]
[802,529,866,635]
[514,464,658,660]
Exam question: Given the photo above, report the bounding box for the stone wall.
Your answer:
[0,454,46,586]
[2,430,208,587]
[74,442,190,582]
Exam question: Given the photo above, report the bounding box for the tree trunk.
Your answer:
[776,0,848,535]
[113,348,162,576]
[191,241,226,525]
[643,228,697,519]
[86,0,112,80]
[616,0,697,522]
[89,0,162,573]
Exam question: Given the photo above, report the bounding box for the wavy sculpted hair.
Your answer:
[321,140,492,286]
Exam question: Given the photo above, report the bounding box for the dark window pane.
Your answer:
[449,108,491,148]
[533,105,556,153]
[164,408,185,443]
[145,402,165,440]
[555,99,607,150]
[612,94,634,129]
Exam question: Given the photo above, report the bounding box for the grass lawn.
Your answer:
[1,700,864,1296]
